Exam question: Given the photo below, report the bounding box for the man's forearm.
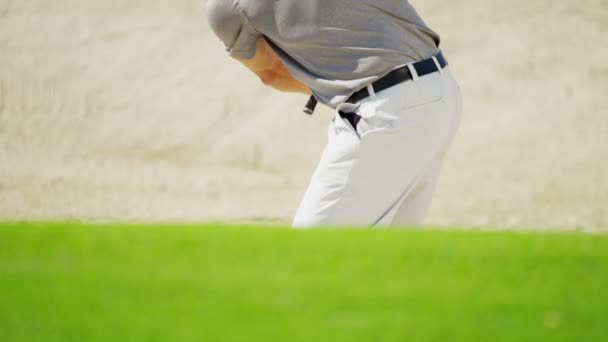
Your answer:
[237,39,311,95]
[259,70,311,94]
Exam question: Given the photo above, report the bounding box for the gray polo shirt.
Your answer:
[206,0,439,107]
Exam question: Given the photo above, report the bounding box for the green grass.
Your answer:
[0,223,607,342]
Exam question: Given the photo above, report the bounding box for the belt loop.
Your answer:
[432,55,444,75]
[366,83,377,98]
[406,63,419,82]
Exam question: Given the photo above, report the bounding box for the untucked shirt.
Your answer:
[206,0,440,108]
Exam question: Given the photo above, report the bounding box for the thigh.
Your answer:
[380,155,444,227]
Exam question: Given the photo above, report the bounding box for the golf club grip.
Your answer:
[303,96,317,115]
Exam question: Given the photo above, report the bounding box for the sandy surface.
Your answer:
[1,0,607,230]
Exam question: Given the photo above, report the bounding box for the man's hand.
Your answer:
[237,39,311,94]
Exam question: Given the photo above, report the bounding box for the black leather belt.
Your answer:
[303,50,448,115]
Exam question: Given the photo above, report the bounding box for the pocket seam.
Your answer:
[399,95,444,112]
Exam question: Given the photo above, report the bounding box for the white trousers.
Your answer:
[293,67,462,228]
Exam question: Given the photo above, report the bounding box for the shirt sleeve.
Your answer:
[206,0,262,59]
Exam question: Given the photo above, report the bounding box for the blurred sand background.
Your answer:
[0,0,606,229]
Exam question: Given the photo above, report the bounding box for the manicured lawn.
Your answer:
[0,223,606,341]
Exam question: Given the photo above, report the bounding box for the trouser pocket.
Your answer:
[333,102,362,138]
[338,111,362,132]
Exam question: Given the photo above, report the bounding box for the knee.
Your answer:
[292,210,329,229]
[292,211,364,229]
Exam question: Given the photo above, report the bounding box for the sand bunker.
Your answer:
[1,0,606,230]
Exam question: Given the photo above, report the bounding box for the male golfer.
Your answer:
[206,0,462,227]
